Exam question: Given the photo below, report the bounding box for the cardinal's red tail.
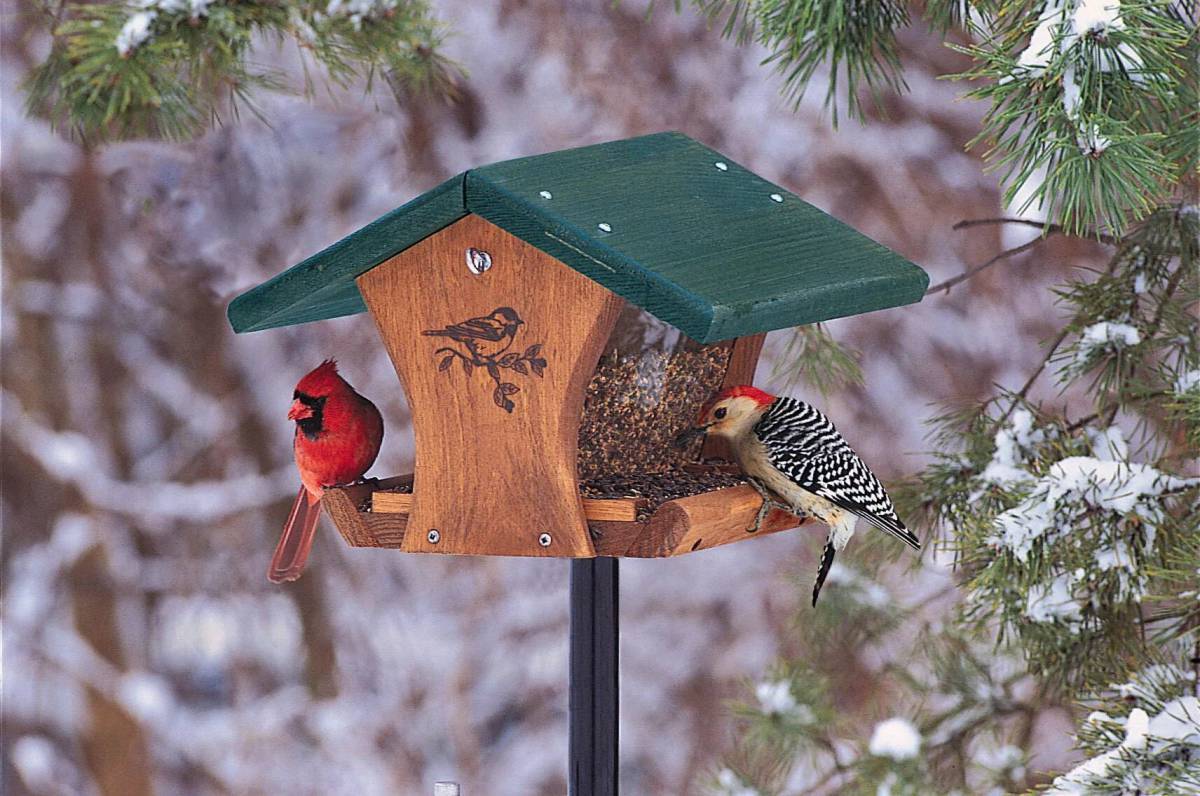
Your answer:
[268,487,322,583]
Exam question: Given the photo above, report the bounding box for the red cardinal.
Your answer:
[268,360,384,583]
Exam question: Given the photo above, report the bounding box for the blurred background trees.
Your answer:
[3,1,1196,795]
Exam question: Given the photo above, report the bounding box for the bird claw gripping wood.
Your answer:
[747,477,793,534]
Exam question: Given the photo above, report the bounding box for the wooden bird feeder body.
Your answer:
[229,132,929,560]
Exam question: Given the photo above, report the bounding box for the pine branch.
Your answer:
[24,0,461,143]
[952,217,1120,246]
[692,0,911,125]
[925,235,1049,296]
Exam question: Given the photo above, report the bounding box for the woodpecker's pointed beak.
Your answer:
[288,399,312,421]
[673,425,709,449]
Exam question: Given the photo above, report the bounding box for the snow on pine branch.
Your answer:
[925,399,1200,686]
[1066,320,1142,375]
[1044,662,1200,794]
[868,718,922,761]
[991,449,1194,564]
[984,422,1196,629]
[116,0,217,57]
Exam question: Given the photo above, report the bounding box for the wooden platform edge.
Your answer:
[372,491,643,522]
[596,483,811,557]
[322,477,411,549]
[324,477,812,558]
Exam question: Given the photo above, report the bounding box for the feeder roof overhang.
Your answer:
[227,132,929,343]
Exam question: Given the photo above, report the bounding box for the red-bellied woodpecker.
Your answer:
[676,385,920,605]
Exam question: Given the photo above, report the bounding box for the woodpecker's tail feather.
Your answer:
[268,486,321,583]
[812,537,837,606]
[850,509,921,551]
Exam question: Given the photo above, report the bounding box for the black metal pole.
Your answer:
[568,557,619,796]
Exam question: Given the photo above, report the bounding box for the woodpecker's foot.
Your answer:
[746,478,790,533]
[748,496,791,534]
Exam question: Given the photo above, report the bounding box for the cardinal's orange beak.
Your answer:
[288,399,312,421]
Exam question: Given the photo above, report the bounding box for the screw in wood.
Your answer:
[597,223,612,233]
[769,193,784,203]
[465,247,492,275]
[714,161,728,171]
[539,190,553,199]
[427,529,441,544]
[538,533,552,547]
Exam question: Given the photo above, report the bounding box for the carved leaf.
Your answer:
[503,399,515,413]
[461,359,473,377]
[499,382,520,395]
[524,344,542,358]
[529,358,547,377]
[439,355,454,371]
[499,352,520,367]
[510,360,527,375]
[486,363,500,381]
[493,386,505,407]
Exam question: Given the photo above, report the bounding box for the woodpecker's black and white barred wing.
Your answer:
[755,398,921,551]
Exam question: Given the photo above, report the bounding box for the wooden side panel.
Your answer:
[701,332,766,461]
[357,214,623,557]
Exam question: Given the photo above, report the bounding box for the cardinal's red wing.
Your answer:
[268,486,321,583]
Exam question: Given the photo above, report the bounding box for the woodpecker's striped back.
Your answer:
[753,397,920,551]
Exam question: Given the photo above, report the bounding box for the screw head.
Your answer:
[714,161,728,171]
[539,190,553,199]
[465,247,492,275]
[427,529,441,544]
[597,222,612,233]
[769,193,784,203]
[538,533,552,547]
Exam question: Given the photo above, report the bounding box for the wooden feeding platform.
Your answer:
[323,466,808,558]
[228,132,928,561]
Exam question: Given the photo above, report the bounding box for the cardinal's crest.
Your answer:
[421,306,548,413]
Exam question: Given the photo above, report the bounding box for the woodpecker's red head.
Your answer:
[675,385,776,447]
[288,360,342,422]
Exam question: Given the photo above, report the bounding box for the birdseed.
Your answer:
[581,469,747,520]
[577,306,732,480]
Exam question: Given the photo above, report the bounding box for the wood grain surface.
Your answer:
[357,214,623,557]
[372,490,641,522]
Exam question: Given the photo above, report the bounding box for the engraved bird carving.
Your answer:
[422,306,524,359]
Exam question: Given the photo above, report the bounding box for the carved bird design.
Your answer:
[422,306,524,360]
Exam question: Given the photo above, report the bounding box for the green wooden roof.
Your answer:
[228,132,928,343]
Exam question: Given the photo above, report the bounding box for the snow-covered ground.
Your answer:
[2,2,1107,793]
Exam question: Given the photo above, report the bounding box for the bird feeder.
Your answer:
[228,132,927,795]
[228,132,928,560]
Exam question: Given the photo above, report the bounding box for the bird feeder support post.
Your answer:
[568,557,619,796]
